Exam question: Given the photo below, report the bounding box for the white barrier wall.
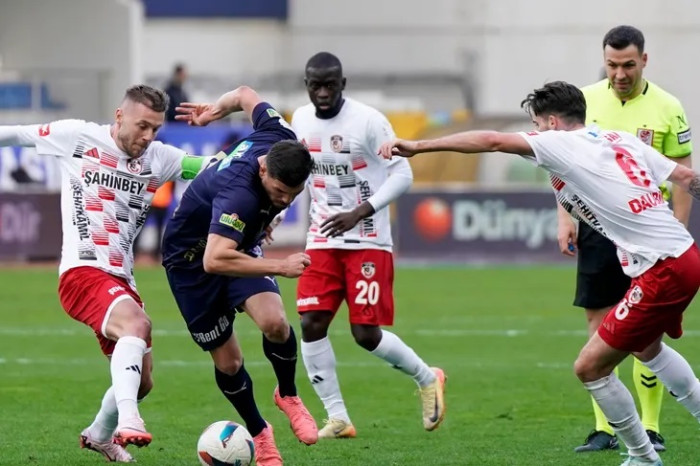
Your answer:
[143,0,700,137]
[1,1,698,147]
[0,0,143,120]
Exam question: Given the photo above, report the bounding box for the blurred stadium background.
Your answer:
[3,2,700,465]
[1,0,699,263]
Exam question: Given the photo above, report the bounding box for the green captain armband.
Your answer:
[180,153,225,180]
[181,155,204,180]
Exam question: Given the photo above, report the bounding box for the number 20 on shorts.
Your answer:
[355,280,380,305]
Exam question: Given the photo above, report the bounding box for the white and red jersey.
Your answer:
[520,125,693,277]
[3,119,193,287]
[292,98,411,252]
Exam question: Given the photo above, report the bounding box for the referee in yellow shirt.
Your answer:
[557,25,693,453]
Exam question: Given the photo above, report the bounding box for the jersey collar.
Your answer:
[608,80,649,106]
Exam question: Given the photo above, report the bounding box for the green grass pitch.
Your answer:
[1,265,699,465]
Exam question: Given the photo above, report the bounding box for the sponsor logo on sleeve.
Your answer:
[266,107,293,131]
[219,213,246,232]
[678,129,692,144]
[38,124,51,137]
[267,108,282,119]
[636,128,654,146]
[231,140,252,157]
[218,140,252,171]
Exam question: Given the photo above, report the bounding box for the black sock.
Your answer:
[263,325,298,397]
[214,364,266,437]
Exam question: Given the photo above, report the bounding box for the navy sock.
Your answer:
[263,325,298,397]
[214,364,266,437]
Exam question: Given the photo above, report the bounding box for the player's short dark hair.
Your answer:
[520,81,586,124]
[603,25,645,53]
[266,140,313,187]
[305,52,343,74]
[123,84,169,113]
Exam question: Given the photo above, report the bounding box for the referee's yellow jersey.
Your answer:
[582,79,692,158]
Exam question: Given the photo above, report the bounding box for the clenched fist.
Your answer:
[279,252,311,278]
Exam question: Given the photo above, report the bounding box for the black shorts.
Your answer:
[574,222,631,309]
[165,266,280,351]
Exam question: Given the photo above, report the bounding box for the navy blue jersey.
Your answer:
[162,103,296,270]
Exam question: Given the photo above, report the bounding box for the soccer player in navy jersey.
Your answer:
[162,85,316,466]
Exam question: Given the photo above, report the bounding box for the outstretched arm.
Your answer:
[669,163,700,202]
[669,155,693,227]
[175,86,263,126]
[379,131,535,159]
[0,124,44,147]
[0,120,83,156]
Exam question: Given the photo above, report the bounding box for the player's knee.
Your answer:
[354,334,380,351]
[215,357,243,376]
[573,357,587,381]
[111,310,151,340]
[351,325,381,351]
[573,355,604,382]
[106,303,152,340]
[300,312,331,341]
[261,317,290,343]
[127,314,152,340]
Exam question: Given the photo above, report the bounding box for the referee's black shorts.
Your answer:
[574,222,631,309]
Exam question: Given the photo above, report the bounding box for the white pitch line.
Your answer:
[4,357,700,372]
[0,357,400,368]
[3,327,700,338]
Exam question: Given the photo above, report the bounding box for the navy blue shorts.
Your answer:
[165,266,280,351]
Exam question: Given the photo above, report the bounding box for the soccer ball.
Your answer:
[197,420,255,466]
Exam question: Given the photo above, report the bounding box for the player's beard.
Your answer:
[315,98,344,119]
[131,143,147,158]
[119,133,146,158]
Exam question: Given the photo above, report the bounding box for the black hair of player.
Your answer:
[305,52,343,74]
[520,81,586,125]
[603,25,645,54]
[124,84,169,113]
[266,140,313,187]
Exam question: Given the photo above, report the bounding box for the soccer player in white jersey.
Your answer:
[292,52,446,438]
[380,81,700,466]
[0,85,216,463]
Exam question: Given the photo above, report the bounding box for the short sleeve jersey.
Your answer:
[162,103,296,270]
[292,98,403,252]
[20,119,191,287]
[520,126,693,277]
[583,79,692,158]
